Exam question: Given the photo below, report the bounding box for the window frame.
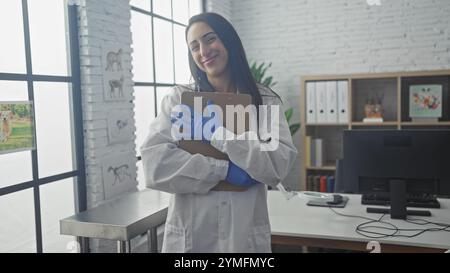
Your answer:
[0,1,86,253]
[131,0,204,163]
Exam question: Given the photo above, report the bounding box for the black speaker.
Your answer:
[334,159,344,193]
[390,180,407,219]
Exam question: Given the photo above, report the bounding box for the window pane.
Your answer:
[130,0,150,11]
[0,80,29,102]
[173,0,189,25]
[154,19,174,84]
[153,0,172,19]
[34,82,74,178]
[189,0,202,18]
[0,189,36,252]
[174,25,190,84]
[40,178,76,253]
[0,151,33,188]
[131,11,154,83]
[28,0,68,76]
[0,0,26,73]
[156,87,171,114]
[134,87,156,157]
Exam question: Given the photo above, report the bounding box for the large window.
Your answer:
[0,1,85,252]
[130,0,203,189]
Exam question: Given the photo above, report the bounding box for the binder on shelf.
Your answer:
[315,82,327,123]
[337,81,348,124]
[306,82,317,124]
[326,81,338,123]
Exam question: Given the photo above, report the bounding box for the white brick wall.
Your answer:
[78,0,137,207]
[206,0,232,21]
[77,0,138,251]
[228,0,450,190]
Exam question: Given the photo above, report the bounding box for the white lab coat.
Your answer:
[140,84,297,252]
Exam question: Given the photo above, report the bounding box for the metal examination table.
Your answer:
[60,189,170,253]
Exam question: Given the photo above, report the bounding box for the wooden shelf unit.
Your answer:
[299,70,450,191]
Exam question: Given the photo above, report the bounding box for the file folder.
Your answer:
[326,81,338,123]
[337,81,349,124]
[306,82,317,124]
[315,82,327,123]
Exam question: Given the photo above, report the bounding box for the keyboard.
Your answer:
[361,193,441,208]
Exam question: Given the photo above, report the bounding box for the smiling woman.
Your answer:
[140,12,297,253]
[187,24,230,83]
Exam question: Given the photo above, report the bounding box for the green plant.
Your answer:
[250,61,277,88]
[249,61,301,136]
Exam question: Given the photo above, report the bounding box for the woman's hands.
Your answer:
[225,161,260,187]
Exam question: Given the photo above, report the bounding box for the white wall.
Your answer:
[206,0,232,21]
[78,0,137,207]
[226,0,450,190]
[77,0,138,252]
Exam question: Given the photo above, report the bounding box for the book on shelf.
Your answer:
[305,136,311,167]
[313,176,321,192]
[314,138,324,167]
[307,175,335,193]
[320,176,327,192]
[326,176,335,193]
[307,137,325,167]
[307,175,314,192]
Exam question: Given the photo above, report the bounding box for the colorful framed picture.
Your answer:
[0,101,35,155]
[409,84,443,118]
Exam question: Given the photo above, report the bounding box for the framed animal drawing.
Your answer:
[107,109,133,144]
[101,44,130,101]
[102,152,138,199]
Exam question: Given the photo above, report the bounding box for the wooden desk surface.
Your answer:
[268,191,450,252]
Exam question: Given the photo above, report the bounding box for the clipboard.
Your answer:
[179,91,252,191]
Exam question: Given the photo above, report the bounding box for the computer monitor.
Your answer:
[339,129,450,198]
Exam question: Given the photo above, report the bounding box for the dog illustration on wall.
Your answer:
[108,164,132,185]
[105,49,123,72]
[109,76,124,98]
[0,111,13,143]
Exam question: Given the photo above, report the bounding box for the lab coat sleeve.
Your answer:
[210,95,298,188]
[140,86,228,194]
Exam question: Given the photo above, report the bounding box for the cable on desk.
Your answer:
[328,206,450,239]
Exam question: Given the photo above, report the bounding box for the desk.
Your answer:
[60,189,170,253]
[268,191,450,253]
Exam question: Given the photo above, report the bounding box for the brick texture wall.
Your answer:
[227,0,450,190]
[77,0,138,252]
[78,0,137,208]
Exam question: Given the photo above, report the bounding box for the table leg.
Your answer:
[77,236,89,253]
[117,240,131,253]
[147,227,158,253]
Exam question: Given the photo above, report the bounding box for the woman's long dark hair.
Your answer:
[185,12,263,107]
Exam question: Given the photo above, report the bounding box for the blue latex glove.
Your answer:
[225,161,260,187]
[171,100,219,142]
